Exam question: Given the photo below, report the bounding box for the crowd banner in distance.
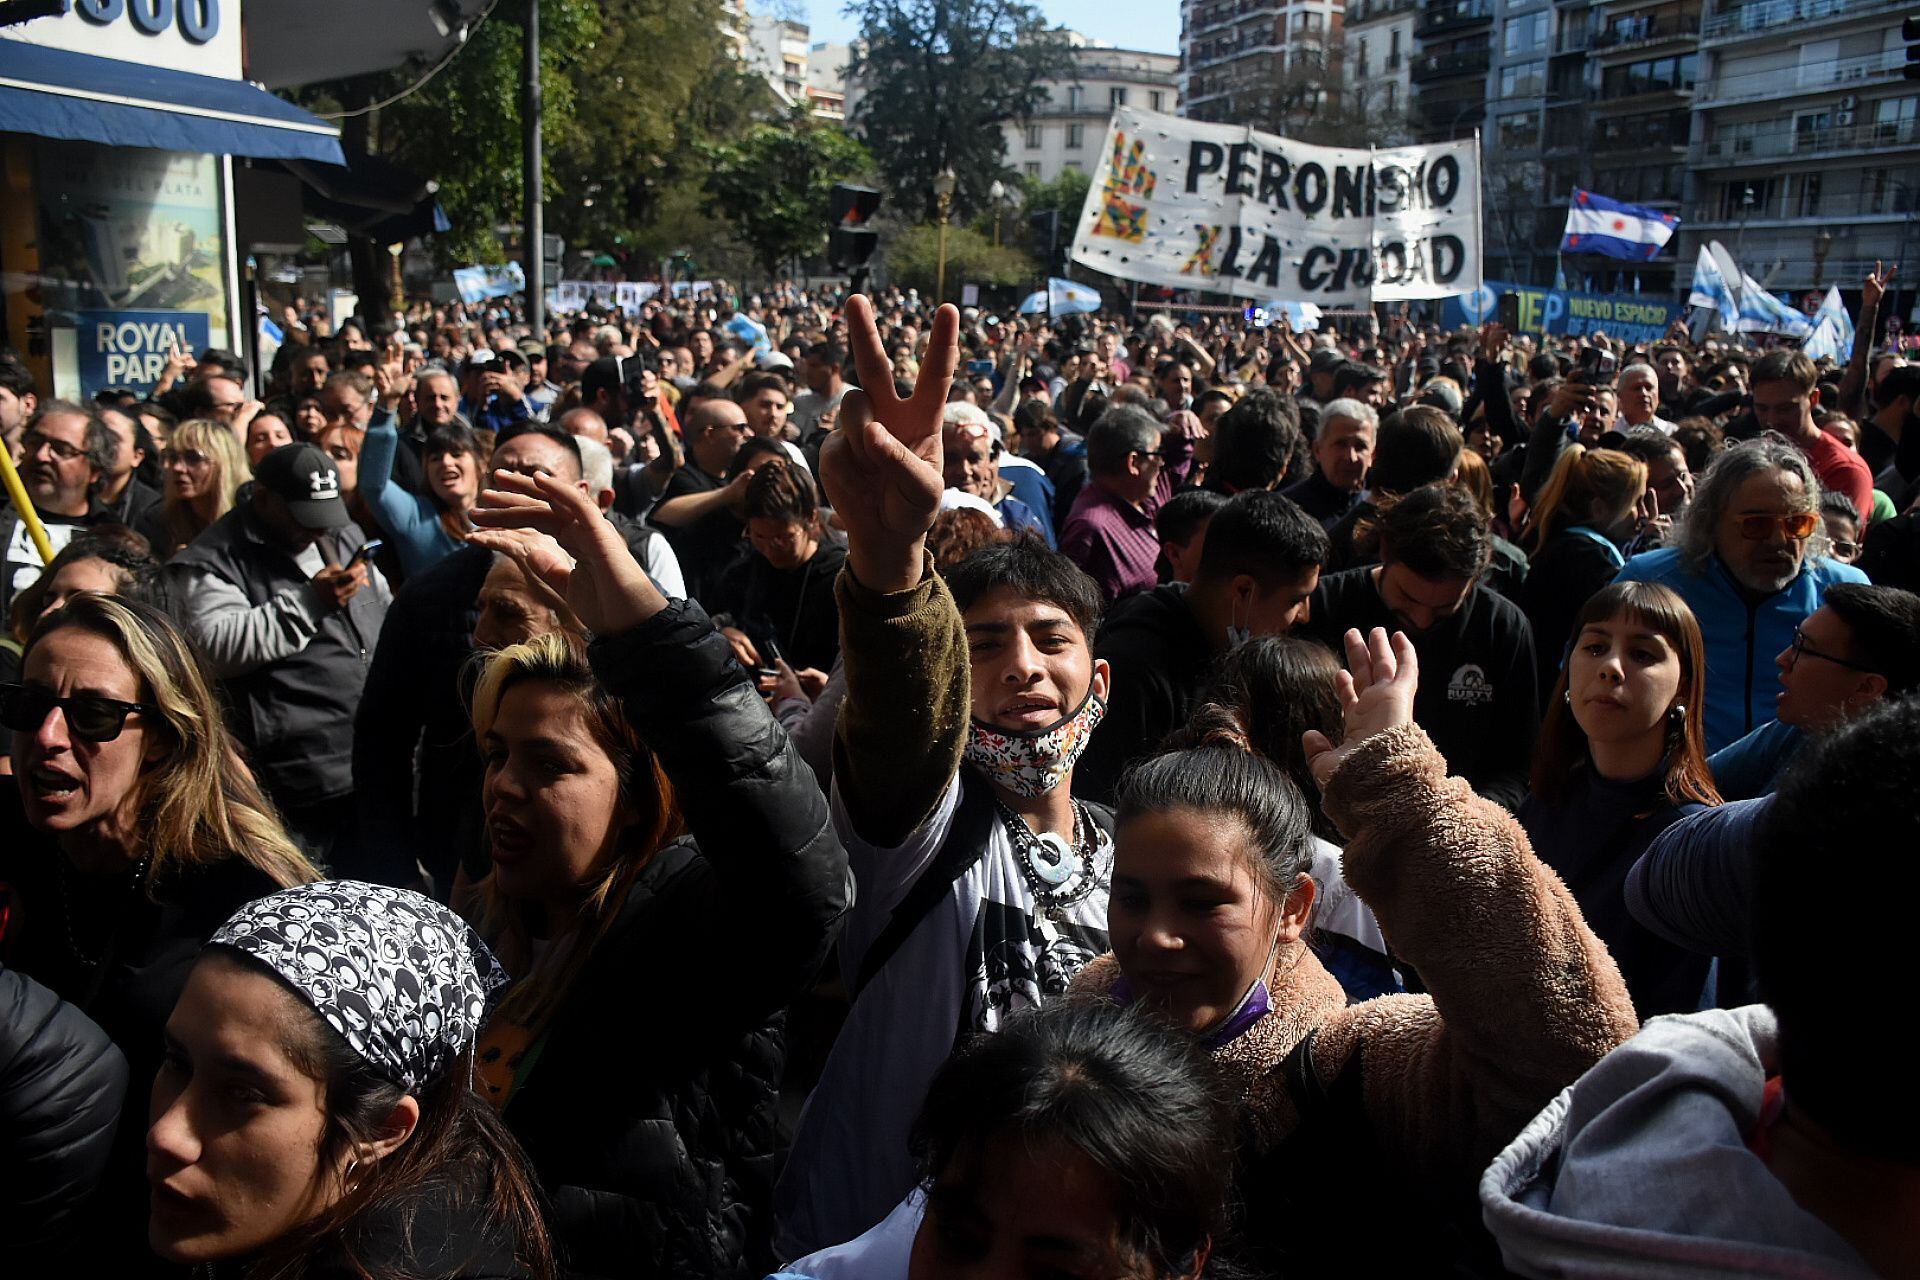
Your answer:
[1070,106,1482,306]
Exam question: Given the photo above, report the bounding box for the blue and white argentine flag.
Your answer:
[1561,189,1680,262]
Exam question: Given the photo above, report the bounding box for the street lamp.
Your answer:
[934,168,958,303]
[989,180,1006,246]
[1812,228,1834,287]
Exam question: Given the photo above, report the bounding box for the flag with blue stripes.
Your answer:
[1802,286,1855,361]
[1561,189,1680,261]
[1687,246,1740,329]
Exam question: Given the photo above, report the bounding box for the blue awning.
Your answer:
[0,42,344,165]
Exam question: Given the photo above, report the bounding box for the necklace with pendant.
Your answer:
[996,798,1100,923]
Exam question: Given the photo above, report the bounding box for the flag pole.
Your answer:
[0,449,55,566]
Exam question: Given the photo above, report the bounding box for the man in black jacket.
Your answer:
[1077,490,1327,803]
[1306,484,1538,810]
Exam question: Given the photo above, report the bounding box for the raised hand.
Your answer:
[470,468,662,636]
[1864,260,1896,312]
[819,293,959,594]
[1302,627,1419,788]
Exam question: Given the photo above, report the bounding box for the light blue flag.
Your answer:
[1048,277,1103,315]
[1736,272,1814,338]
[1687,246,1739,329]
[1016,287,1049,315]
[725,311,771,353]
[1802,285,1855,362]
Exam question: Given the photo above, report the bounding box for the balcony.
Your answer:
[1187,0,1282,37]
[1696,47,1905,106]
[1415,0,1493,39]
[1346,0,1417,22]
[1685,190,1920,224]
[1410,47,1492,82]
[1553,26,1592,53]
[1689,117,1920,162]
[1592,15,1701,54]
[1700,0,1907,43]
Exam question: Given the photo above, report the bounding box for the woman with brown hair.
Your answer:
[149,881,554,1279]
[0,593,318,1269]
[1517,445,1649,688]
[460,469,847,1278]
[1521,580,1721,1019]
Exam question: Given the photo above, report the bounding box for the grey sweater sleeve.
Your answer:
[170,564,330,679]
[1625,796,1771,959]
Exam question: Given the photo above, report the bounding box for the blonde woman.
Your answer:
[140,417,250,555]
[0,593,318,1271]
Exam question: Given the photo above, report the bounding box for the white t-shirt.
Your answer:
[773,773,1112,1260]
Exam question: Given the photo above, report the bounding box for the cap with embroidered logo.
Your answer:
[253,442,350,530]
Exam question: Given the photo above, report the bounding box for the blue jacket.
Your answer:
[360,410,465,578]
[1613,548,1866,752]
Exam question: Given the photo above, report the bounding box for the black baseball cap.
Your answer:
[582,355,651,402]
[253,443,350,530]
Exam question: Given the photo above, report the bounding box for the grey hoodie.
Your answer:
[1479,1006,1880,1279]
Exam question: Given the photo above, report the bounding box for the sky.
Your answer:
[788,0,1181,56]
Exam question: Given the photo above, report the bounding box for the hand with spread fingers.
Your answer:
[818,294,960,595]
[1303,627,1419,788]
[470,468,663,636]
[461,524,584,634]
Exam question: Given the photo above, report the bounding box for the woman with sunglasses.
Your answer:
[137,417,250,556]
[0,594,319,1270]
[1614,436,1868,753]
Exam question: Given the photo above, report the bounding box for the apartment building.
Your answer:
[1344,0,1417,122]
[1007,35,1181,183]
[1181,0,1345,126]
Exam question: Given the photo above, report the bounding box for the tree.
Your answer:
[1247,34,1412,149]
[849,0,1073,222]
[699,108,873,275]
[882,224,1035,298]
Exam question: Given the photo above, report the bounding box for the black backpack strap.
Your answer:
[1282,1026,1327,1114]
[852,771,1000,998]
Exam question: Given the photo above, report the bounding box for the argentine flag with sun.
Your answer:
[1560,189,1680,261]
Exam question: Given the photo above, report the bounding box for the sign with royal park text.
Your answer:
[1446,281,1682,345]
[76,308,209,397]
[1070,106,1482,306]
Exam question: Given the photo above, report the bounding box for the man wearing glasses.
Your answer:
[2,402,119,633]
[1615,436,1867,752]
[1058,406,1194,605]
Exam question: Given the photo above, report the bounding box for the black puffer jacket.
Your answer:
[495,600,850,1279]
[0,963,129,1265]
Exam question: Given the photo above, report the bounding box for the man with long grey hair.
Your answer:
[1614,434,1866,752]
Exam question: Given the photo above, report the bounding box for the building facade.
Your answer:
[1344,0,1418,124]
[1007,36,1180,183]
[1181,0,1345,127]
[1679,0,1916,301]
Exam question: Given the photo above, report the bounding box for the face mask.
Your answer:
[964,690,1107,798]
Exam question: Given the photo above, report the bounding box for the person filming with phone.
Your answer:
[168,442,392,863]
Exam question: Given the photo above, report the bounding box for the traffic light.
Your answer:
[1029,209,1065,274]
[828,184,880,268]
[1907,15,1920,81]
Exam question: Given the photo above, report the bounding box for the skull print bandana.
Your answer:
[210,881,509,1091]
[962,690,1108,798]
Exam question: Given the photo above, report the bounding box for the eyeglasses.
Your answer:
[1785,629,1876,674]
[160,449,212,468]
[21,432,86,462]
[0,683,158,743]
[1737,512,1819,542]
[1830,539,1861,559]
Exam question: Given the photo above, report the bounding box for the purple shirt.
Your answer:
[1058,432,1194,604]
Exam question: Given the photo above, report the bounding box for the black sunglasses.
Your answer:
[0,683,158,743]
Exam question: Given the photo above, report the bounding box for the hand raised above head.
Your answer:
[819,294,959,594]
[1302,627,1419,788]
[470,469,662,636]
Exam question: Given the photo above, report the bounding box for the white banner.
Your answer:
[1070,107,1482,305]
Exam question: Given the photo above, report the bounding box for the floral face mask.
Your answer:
[963,690,1108,798]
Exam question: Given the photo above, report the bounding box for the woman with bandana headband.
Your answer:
[1070,626,1640,1276]
[775,297,1120,1260]
[147,882,554,1280]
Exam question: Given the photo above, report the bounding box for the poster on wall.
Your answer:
[1444,280,1682,345]
[1070,106,1481,306]
[33,140,229,395]
[75,310,210,398]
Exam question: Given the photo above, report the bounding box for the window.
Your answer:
[1499,60,1545,98]
[1875,96,1919,145]
[1151,90,1164,110]
[1025,125,1042,148]
[1503,11,1548,55]
[1110,86,1128,107]
[1791,172,1822,218]
[1067,85,1083,111]
[1064,161,1083,172]
[1067,123,1085,148]
[1298,10,1323,30]
[1357,36,1370,77]
[1385,81,1396,112]
[1389,29,1401,62]
[1497,110,1540,150]
[1025,162,1042,178]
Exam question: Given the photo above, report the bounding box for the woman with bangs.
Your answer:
[460,469,848,1279]
[1520,580,1722,1020]
[0,593,318,1269]
[139,417,250,555]
[360,368,485,577]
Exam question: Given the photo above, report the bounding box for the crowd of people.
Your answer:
[1,265,1917,1280]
